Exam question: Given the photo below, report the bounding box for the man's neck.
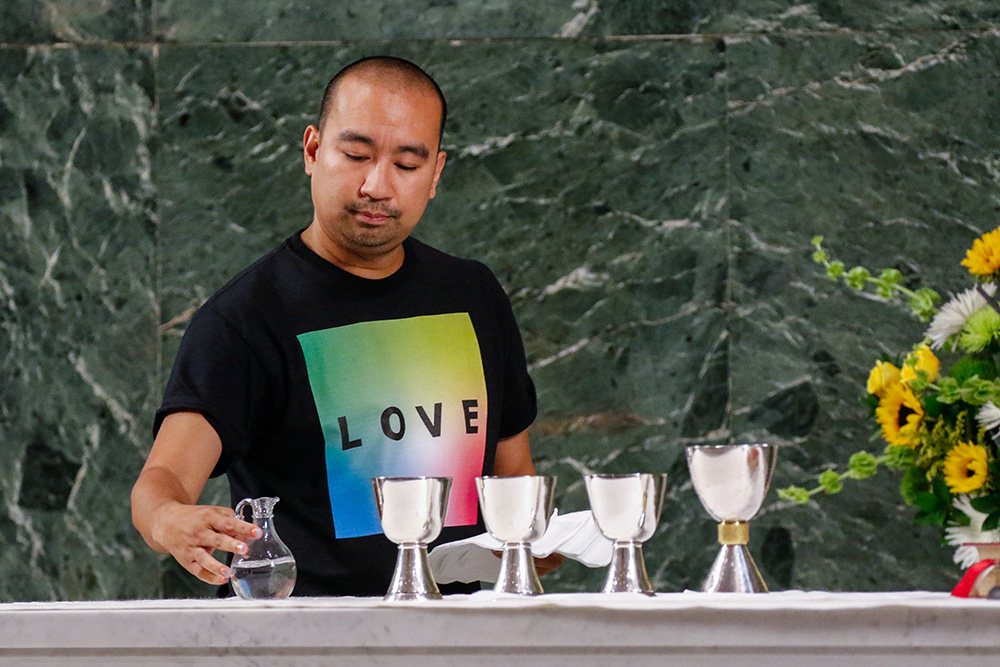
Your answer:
[300,225,405,280]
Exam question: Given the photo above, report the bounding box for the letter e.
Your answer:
[463,399,479,434]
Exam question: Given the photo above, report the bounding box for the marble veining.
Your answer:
[0,1,151,44]
[0,44,164,600]
[0,1,999,600]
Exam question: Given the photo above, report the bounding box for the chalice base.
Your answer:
[602,542,655,595]
[495,542,543,595]
[702,544,768,593]
[386,543,442,601]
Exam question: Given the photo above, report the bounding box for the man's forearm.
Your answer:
[493,430,536,476]
[131,466,194,553]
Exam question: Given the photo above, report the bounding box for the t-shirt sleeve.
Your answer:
[490,275,538,439]
[153,306,270,477]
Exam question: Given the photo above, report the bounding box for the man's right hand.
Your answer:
[148,500,261,585]
[132,411,252,586]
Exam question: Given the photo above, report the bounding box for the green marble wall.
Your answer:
[1,1,998,600]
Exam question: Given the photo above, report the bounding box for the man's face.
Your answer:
[303,74,446,266]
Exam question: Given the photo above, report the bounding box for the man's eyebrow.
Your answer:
[398,144,429,159]
[337,130,375,147]
[336,130,429,160]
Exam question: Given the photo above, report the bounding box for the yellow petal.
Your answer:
[867,361,901,396]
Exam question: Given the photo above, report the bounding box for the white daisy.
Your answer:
[946,494,1000,568]
[924,283,998,349]
[978,402,1000,433]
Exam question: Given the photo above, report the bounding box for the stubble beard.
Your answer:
[337,209,404,257]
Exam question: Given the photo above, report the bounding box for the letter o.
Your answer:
[381,406,405,441]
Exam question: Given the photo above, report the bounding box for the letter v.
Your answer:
[416,403,443,437]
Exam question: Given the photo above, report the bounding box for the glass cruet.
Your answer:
[230,496,297,599]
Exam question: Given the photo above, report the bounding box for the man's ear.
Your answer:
[428,150,447,199]
[303,125,321,175]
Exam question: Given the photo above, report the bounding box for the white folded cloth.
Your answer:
[429,510,613,584]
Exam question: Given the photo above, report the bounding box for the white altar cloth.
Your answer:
[2,590,999,665]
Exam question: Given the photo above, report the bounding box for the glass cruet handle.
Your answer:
[235,498,252,521]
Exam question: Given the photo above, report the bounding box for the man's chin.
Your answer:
[344,232,405,258]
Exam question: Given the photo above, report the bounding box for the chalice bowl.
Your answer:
[585,473,668,595]
[476,475,556,595]
[686,444,777,593]
[373,476,452,601]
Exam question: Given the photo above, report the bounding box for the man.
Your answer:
[131,56,556,596]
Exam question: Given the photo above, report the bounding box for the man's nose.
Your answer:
[359,161,393,200]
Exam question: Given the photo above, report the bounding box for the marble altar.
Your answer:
[2,591,999,665]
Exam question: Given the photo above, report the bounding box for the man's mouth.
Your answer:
[348,204,400,224]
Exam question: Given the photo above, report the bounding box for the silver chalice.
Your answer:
[373,476,452,601]
[476,475,556,595]
[585,473,668,595]
[686,444,777,593]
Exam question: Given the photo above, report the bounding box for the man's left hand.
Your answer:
[534,552,565,576]
[492,550,565,576]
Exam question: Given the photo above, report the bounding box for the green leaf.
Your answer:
[923,393,942,418]
[900,465,928,504]
[970,496,1000,514]
[915,491,941,514]
[950,356,999,384]
[861,392,880,414]
[932,475,952,504]
[915,509,947,526]
[983,512,1000,532]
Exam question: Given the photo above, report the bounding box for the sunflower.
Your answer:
[875,383,924,447]
[961,227,1000,277]
[867,360,901,396]
[943,441,989,494]
[900,344,939,384]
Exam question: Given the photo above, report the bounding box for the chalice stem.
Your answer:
[702,544,768,593]
[496,542,543,595]
[387,543,441,601]
[604,541,654,595]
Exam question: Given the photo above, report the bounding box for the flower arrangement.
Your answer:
[779,227,1000,567]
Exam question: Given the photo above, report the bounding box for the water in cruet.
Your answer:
[230,496,297,599]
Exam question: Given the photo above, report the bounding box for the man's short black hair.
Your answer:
[318,56,447,144]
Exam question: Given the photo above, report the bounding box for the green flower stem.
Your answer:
[817,253,920,299]
[778,453,892,504]
[811,236,939,321]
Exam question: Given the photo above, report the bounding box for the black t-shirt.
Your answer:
[155,232,537,596]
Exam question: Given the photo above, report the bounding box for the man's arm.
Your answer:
[491,428,563,575]
[131,411,259,585]
[493,429,537,477]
